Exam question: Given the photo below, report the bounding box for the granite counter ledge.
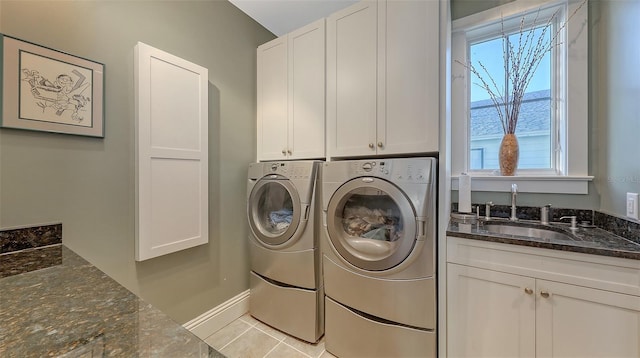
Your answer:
[0,245,225,357]
[447,220,640,261]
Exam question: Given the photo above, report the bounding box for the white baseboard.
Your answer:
[183,289,250,340]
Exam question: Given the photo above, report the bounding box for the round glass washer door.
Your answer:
[248,176,301,246]
[326,177,417,271]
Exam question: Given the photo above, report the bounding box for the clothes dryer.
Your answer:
[321,158,437,357]
[247,161,323,343]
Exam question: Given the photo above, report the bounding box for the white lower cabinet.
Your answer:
[447,237,640,358]
[536,280,640,358]
[447,264,536,357]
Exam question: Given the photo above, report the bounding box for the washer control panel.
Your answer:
[263,162,314,180]
[267,162,289,175]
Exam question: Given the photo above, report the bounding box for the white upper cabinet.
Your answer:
[257,19,325,161]
[257,37,288,160]
[327,0,440,158]
[327,1,377,158]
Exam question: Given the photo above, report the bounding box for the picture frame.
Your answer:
[1,34,104,137]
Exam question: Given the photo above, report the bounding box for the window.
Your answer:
[470,28,553,171]
[470,148,485,169]
[451,0,592,194]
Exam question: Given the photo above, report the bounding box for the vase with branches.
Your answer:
[457,1,586,175]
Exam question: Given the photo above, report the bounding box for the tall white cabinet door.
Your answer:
[447,264,536,358]
[135,42,208,261]
[327,1,378,158]
[288,19,325,160]
[536,279,640,358]
[378,0,439,154]
[257,37,288,161]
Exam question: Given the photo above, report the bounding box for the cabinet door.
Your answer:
[135,42,208,261]
[327,0,378,158]
[447,264,536,358]
[257,37,288,161]
[536,280,640,358]
[378,0,439,155]
[288,19,325,160]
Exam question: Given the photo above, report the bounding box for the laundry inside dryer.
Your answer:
[341,191,403,242]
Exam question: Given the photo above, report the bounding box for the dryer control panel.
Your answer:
[349,159,432,184]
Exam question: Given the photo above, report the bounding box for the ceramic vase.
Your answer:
[499,133,519,176]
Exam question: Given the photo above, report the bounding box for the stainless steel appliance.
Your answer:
[321,157,437,357]
[247,161,323,343]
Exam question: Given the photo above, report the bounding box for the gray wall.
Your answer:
[451,0,640,218]
[0,1,275,323]
[591,0,640,216]
[451,0,514,20]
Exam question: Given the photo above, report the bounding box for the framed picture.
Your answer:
[1,34,104,137]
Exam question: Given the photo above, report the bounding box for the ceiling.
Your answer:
[229,0,358,36]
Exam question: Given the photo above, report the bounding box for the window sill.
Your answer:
[451,175,593,194]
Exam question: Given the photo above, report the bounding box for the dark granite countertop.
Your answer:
[0,245,225,357]
[447,219,640,261]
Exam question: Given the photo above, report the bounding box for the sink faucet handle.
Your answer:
[558,215,577,229]
[485,201,494,220]
[540,204,551,225]
[510,184,518,221]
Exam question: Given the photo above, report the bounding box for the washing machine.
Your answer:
[247,160,323,343]
[321,157,437,357]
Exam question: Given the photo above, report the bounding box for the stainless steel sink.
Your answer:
[481,224,575,241]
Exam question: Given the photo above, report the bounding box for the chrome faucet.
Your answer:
[558,216,578,230]
[510,184,518,221]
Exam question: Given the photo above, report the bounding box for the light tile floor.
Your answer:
[204,313,336,358]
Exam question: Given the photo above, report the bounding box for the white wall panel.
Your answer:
[135,42,208,261]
